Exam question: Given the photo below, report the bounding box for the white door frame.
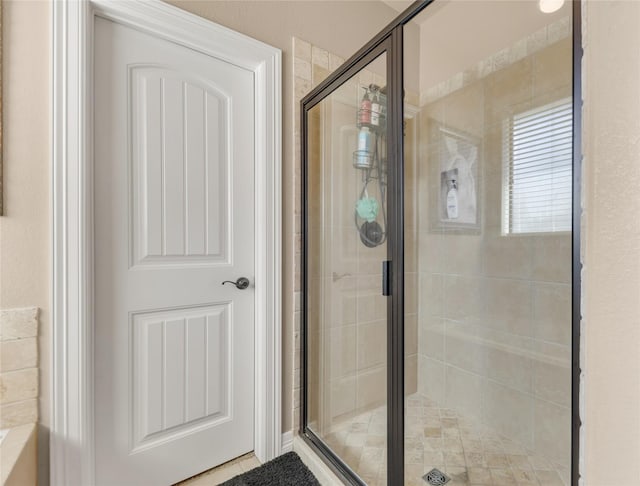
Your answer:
[51,1,282,484]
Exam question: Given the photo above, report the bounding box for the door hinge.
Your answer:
[382,260,391,296]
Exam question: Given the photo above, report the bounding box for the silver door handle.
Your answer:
[221,277,250,290]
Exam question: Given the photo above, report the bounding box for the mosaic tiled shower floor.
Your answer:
[322,394,569,486]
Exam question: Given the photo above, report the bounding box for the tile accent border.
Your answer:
[420,17,571,106]
[292,37,341,433]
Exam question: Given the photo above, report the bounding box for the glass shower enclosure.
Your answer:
[301,2,580,485]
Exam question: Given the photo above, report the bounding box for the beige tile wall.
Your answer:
[415,36,573,469]
[0,308,39,428]
[294,38,418,435]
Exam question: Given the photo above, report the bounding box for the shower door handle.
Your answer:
[382,261,391,296]
[221,277,250,290]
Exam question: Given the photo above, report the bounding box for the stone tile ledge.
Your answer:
[0,308,39,429]
[0,422,37,486]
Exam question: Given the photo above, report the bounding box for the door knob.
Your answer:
[221,277,250,290]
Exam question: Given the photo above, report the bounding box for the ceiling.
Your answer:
[381,0,414,13]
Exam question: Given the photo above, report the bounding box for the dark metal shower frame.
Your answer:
[300,1,582,485]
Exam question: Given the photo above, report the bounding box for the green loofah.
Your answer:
[356,197,379,222]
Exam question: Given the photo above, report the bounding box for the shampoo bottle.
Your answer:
[359,91,371,125]
[371,92,380,127]
[446,179,459,219]
[358,127,372,152]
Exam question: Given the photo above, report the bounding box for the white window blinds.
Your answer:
[503,98,572,234]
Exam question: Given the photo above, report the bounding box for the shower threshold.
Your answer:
[321,394,569,486]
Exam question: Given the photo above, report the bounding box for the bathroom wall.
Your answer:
[415,29,572,469]
[0,1,50,483]
[582,1,640,483]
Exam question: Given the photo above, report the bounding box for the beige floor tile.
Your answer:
[405,463,425,478]
[502,439,528,455]
[235,455,261,472]
[442,438,464,452]
[462,439,483,452]
[423,450,444,466]
[361,446,385,463]
[351,422,369,433]
[359,474,379,486]
[405,478,424,486]
[444,451,466,467]
[464,452,484,468]
[178,475,213,486]
[535,469,565,485]
[425,417,442,427]
[365,435,385,447]
[557,466,571,486]
[507,454,531,469]
[175,454,257,486]
[424,426,442,437]
[441,418,458,429]
[460,429,483,441]
[447,466,469,485]
[528,453,554,470]
[483,438,505,453]
[443,428,460,439]
[485,453,509,468]
[357,460,380,478]
[490,467,518,485]
[423,437,444,451]
[346,432,367,447]
[205,464,244,484]
[467,467,492,484]
[317,393,567,486]
[406,448,424,464]
[405,437,424,449]
[511,467,538,485]
[441,408,458,418]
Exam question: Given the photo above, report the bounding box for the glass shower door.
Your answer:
[304,51,391,485]
[404,3,573,485]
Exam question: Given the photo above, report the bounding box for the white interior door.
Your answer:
[94,16,255,485]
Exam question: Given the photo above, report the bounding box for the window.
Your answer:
[503,99,572,234]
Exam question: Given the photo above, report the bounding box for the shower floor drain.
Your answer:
[423,468,450,485]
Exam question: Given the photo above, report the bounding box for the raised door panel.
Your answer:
[131,304,231,452]
[130,66,230,268]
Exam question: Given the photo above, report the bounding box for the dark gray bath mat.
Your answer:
[220,452,320,486]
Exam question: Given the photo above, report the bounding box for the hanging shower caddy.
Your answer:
[353,84,388,248]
